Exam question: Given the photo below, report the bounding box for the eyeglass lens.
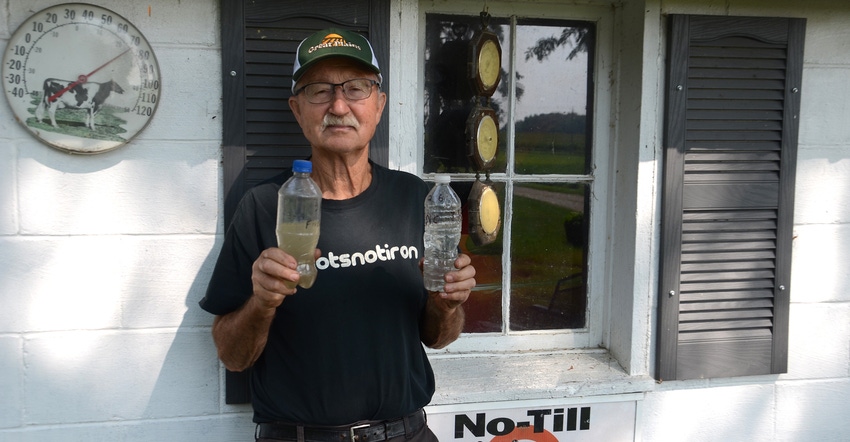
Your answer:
[299,79,377,104]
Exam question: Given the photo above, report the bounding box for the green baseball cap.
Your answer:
[291,28,382,92]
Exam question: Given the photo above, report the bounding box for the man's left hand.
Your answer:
[435,253,476,310]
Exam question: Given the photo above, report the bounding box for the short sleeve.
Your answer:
[199,183,279,315]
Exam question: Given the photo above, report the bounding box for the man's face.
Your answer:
[288,58,386,156]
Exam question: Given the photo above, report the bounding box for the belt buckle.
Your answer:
[349,423,371,441]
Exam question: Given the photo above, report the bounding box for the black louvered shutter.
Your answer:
[219,0,390,403]
[657,15,805,381]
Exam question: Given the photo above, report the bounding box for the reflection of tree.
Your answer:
[424,16,516,172]
[524,27,590,62]
[425,18,518,119]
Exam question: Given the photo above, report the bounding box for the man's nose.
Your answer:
[329,86,352,110]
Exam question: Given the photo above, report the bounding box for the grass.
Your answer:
[515,132,587,175]
[509,194,586,329]
[26,94,129,143]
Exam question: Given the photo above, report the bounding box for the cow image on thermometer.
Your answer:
[36,78,125,130]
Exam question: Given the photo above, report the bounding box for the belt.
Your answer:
[256,409,427,442]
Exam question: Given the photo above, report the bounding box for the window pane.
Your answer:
[458,181,505,333]
[510,183,587,330]
[424,15,509,174]
[514,22,593,175]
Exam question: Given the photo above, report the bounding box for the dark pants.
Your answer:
[256,423,438,442]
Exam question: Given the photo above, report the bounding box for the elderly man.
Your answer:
[200,28,476,441]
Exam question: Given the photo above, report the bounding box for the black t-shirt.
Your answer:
[199,162,434,425]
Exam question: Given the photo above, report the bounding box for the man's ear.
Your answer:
[289,95,302,125]
[375,91,387,122]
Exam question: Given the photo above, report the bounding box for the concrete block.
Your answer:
[0,235,221,332]
[0,101,22,141]
[140,48,223,141]
[0,414,254,442]
[121,235,221,329]
[641,384,776,442]
[0,8,7,37]
[0,236,130,332]
[790,224,850,303]
[24,329,219,424]
[7,0,217,46]
[794,150,850,225]
[799,67,850,147]
[776,379,850,440]
[17,141,219,236]
[0,336,23,429]
[786,302,850,379]
[0,143,17,235]
[803,10,850,66]
[0,236,110,332]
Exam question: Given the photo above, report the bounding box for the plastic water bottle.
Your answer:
[423,175,462,292]
[276,160,322,289]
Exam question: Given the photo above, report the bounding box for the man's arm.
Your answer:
[212,296,277,372]
[211,247,301,371]
[421,253,476,349]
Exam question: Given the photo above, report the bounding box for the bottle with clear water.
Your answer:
[423,174,462,292]
[276,160,322,289]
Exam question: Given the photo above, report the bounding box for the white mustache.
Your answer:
[322,114,360,130]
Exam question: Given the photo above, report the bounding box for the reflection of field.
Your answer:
[514,132,586,174]
[510,192,585,330]
[513,186,584,211]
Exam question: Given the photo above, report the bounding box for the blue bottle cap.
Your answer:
[293,159,312,173]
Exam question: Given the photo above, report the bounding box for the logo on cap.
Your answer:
[291,28,381,92]
[308,33,363,54]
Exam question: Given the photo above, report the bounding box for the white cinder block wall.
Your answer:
[0,0,254,440]
[1,0,848,441]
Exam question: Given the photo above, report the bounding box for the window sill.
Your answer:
[428,350,656,405]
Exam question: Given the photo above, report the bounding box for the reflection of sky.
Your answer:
[498,24,589,121]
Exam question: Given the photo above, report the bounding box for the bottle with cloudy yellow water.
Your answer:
[276,160,321,289]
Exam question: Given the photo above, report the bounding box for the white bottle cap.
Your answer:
[434,174,451,183]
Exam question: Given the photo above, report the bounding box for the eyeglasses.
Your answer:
[294,78,380,104]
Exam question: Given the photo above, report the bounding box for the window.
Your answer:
[422,11,602,347]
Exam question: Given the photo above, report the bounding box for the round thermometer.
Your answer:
[469,30,501,97]
[466,105,498,170]
[3,3,161,154]
[468,179,501,246]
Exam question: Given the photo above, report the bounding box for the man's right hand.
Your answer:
[251,247,302,309]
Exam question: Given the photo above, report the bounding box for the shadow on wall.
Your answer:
[139,242,256,440]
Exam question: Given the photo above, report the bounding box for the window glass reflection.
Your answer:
[459,181,505,333]
[510,183,588,331]
[514,23,592,175]
[424,15,509,174]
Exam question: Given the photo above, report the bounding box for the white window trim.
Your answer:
[387,0,669,407]
[389,0,615,356]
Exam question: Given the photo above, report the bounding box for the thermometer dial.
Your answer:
[3,3,161,153]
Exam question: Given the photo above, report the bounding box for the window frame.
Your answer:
[398,1,616,354]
